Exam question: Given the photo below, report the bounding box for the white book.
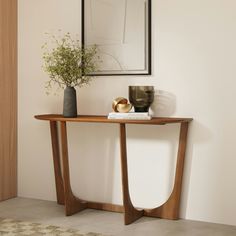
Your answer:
[108,115,152,120]
[108,112,152,120]
[108,112,150,117]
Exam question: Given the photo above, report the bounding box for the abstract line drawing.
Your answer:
[82,0,151,75]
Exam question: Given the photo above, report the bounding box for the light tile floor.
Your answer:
[0,198,236,236]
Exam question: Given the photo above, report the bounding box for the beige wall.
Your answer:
[18,0,236,225]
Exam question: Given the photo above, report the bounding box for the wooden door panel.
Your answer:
[0,0,17,201]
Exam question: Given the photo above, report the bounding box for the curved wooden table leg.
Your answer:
[144,122,189,219]
[60,121,87,216]
[120,124,144,225]
[49,121,65,205]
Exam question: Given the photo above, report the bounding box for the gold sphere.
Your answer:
[116,103,132,113]
[112,97,128,112]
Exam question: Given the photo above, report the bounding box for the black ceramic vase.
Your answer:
[129,86,154,112]
[63,86,77,117]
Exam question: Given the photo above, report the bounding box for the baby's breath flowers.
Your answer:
[42,32,99,93]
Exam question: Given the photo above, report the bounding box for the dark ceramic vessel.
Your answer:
[63,86,77,117]
[129,86,154,112]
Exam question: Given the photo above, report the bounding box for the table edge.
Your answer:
[34,114,193,124]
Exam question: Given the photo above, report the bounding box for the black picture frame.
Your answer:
[81,0,151,76]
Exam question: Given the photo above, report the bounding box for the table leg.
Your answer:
[49,121,64,205]
[60,121,87,216]
[144,122,189,219]
[119,123,144,225]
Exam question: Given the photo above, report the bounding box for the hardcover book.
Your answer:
[108,112,152,120]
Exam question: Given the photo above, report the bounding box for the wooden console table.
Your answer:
[35,114,192,225]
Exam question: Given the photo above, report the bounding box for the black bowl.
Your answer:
[129,86,154,112]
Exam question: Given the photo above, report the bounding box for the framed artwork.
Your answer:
[82,0,151,75]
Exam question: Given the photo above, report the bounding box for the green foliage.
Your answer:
[42,32,99,92]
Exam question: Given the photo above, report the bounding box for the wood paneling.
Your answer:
[0,0,17,201]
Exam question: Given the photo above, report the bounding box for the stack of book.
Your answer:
[108,112,152,120]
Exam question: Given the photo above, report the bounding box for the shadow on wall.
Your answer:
[126,124,179,208]
[180,120,213,218]
[150,90,176,117]
[67,123,120,204]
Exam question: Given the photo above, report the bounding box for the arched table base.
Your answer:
[120,123,144,224]
[144,122,189,219]
[36,115,192,225]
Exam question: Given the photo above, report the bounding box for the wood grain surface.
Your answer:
[0,0,17,201]
[35,114,193,125]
